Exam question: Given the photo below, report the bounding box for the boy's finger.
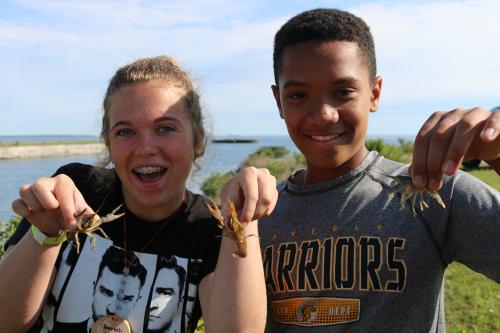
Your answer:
[442,109,488,175]
[480,109,500,142]
[412,112,444,188]
[425,110,467,188]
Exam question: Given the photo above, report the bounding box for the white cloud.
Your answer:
[354,0,500,105]
[1,0,499,136]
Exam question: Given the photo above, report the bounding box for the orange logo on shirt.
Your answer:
[272,297,360,326]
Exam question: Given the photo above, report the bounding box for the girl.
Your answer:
[0,56,276,333]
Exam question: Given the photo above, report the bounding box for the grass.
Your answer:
[444,168,499,333]
[445,263,500,332]
[468,168,500,190]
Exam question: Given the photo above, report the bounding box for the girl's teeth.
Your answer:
[134,167,163,174]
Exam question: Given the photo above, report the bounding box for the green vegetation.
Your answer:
[445,263,500,332]
[365,138,413,163]
[0,216,20,257]
[201,171,234,201]
[468,168,500,190]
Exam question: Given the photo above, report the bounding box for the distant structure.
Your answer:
[212,138,257,144]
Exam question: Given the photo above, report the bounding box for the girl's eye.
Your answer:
[114,128,134,137]
[158,125,175,133]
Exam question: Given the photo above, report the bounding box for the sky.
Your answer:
[1,0,499,137]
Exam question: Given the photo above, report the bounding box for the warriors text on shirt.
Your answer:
[263,236,407,294]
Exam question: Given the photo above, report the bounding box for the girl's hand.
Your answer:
[11,174,92,235]
[220,167,277,223]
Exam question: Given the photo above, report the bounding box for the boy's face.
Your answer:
[273,40,382,183]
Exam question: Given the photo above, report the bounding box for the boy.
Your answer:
[260,8,499,332]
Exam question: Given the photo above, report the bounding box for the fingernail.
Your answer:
[442,160,455,175]
[68,219,77,230]
[414,175,425,188]
[428,179,438,191]
[482,127,495,140]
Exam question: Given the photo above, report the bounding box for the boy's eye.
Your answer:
[335,88,354,97]
[287,92,307,100]
[115,128,134,137]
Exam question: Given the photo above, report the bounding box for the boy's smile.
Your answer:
[272,40,382,184]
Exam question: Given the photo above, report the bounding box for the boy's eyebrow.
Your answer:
[281,76,360,88]
[333,76,359,85]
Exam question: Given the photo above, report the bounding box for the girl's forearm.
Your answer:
[0,231,59,333]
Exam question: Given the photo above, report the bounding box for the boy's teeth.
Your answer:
[311,134,339,141]
[134,166,163,174]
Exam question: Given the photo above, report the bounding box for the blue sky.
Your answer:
[1,0,499,137]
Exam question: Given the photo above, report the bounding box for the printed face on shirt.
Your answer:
[108,80,196,220]
[147,267,182,331]
[272,40,382,183]
[92,267,141,320]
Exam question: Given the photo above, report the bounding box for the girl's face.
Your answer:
[108,80,195,220]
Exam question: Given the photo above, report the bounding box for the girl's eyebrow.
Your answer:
[110,116,180,131]
[110,120,131,131]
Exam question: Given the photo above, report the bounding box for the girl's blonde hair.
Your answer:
[100,56,206,166]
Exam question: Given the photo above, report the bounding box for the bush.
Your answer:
[366,138,413,163]
[248,146,290,159]
[0,216,21,258]
[201,172,234,201]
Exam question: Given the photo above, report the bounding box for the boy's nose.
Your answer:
[310,102,339,124]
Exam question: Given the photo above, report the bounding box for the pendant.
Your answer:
[91,315,132,333]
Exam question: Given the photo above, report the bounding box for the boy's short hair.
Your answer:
[273,8,377,84]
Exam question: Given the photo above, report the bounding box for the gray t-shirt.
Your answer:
[260,151,499,333]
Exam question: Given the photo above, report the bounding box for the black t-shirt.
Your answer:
[6,163,222,333]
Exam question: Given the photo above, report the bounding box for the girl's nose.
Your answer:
[134,132,159,156]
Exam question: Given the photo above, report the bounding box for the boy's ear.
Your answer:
[271,85,284,119]
[370,76,382,113]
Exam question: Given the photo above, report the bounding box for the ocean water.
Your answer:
[0,135,412,222]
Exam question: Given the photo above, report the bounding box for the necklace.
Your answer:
[92,201,185,333]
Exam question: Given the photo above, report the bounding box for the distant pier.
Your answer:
[212,138,257,144]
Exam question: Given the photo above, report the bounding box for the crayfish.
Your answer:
[386,174,446,216]
[206,199,257,258]
[67,204,124,253]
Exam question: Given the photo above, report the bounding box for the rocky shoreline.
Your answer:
[0,143,105,159]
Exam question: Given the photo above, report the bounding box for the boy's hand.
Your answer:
[411,107,500,190]
[11,174,91,236]
[219,167,277,223]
